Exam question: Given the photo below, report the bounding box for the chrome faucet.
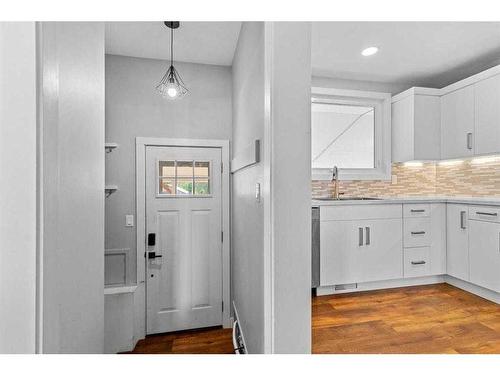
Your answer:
[331,166,341,199]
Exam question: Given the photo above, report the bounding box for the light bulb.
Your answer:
[361,46,379,56]
[167,86,178,98]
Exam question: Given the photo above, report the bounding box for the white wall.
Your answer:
[232,21,312,354]
[105,54,232,284]
[231,22,266,353]
[269,22,312,354]
[0,22,37,354]
[312,75,410,95]
[39,22,105,353]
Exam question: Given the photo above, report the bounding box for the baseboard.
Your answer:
[316,275,446,296]
[232,301,248,354]
[444,275,500,304]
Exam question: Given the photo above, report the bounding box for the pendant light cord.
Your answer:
[170,24,173,67]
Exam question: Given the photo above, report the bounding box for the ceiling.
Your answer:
[105,22,500,88]
[312,22,500,88]
[105,22,242,66]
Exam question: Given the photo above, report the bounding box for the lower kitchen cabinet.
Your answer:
[469,217,500,292]
[403,247,431,278]
[446,204,470,281]
[320,217,403,285]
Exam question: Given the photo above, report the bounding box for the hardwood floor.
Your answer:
[313,283,500,354]
[124,284,500,354]
[124,326,234,354]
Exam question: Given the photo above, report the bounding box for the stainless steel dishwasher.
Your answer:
[312,207,320,288]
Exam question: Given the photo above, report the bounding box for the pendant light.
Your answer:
[156,21,189,100]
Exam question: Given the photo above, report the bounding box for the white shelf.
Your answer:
[104,284,137,295]
[105,142,118,153]
[105,185,118,197]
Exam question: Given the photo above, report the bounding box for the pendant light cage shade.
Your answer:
[156,21,189,100]
[156,65,189,100]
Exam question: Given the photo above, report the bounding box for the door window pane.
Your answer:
[176,161,194,178]
[176,179,193,195]
[158,160,211,196]
[159,160,175,177]
[159,178,175,194]
[194,161,210,178]
[194,179,210,195]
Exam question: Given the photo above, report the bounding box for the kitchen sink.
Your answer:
[313,197,382,201]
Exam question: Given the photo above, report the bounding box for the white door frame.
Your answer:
[135,137,231,342]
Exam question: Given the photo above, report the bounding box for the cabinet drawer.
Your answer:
[403,204,430,218]
[404,247,431,278]
[468,206,500,223]
[321,204,402,221]
[403,218,431,248]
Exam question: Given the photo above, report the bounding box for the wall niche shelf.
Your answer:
[105,142,119,153]
[105,185,118,198]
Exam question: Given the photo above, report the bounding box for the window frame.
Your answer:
[156,159,213,198]
[311,87,392,181]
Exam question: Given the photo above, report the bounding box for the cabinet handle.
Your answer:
[467,132,473,150]
[460,211,466,229]
[358,227,363,246]
[476,211,497,216]
[411,231,426,235]
[410,209,425,213]
[411,261,426,265]
[365,227,370,245]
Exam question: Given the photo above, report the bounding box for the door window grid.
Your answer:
[158,160,211,196]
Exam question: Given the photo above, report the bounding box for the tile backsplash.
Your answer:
[312,157,500,198]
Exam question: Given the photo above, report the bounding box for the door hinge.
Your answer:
[222,301,224,311]
[221,162,223,173]
[221,231,224,243]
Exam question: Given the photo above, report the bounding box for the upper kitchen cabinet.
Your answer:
[441,85,475,159]
[392,88,441,162]
[475,74,500,155]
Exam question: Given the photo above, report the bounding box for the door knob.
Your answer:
[147,252,162,259]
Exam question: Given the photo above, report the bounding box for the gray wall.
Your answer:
[40,22,105,353]
[0,21,37,354]
[105,55,232,283]
[231,22,266,353]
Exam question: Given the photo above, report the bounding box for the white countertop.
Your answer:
[312,196,500,207]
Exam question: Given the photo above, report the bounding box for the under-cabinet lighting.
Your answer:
[361,46,379,56]
[403,161,424,167]
[471,155,500,164]
[438,159,464,166]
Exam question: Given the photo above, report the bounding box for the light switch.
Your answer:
[125,214,134,227]
[391,175,398,185]
[255,183,261,202]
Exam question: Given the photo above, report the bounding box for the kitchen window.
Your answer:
[311,87,392,181]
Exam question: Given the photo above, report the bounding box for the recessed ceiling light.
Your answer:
[361,46,379,57]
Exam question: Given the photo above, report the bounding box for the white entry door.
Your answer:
[145,145,223,334]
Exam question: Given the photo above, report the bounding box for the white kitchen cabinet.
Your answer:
[402,203,446,278]
[320,216,403,286]
[392,90,441,162]
[469,219,500,292]
[429,204,447,275]
[403,247,431,278]
[446,204,469,281]
[475,74,500,155]
[441,86,475,159]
